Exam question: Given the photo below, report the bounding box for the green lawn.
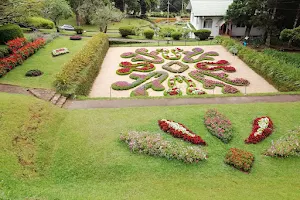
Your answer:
[0,36,90,89]
[110,40,217,47]
[108,18,152,30]
[1,92,300,199]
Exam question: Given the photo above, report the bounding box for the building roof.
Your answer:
[189,0,233,17]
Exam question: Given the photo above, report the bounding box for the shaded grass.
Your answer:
[0,36,90,89]
[1,92,300,199]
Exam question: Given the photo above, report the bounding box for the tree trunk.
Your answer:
[54,21,60,33]
[245,26,251,37]
[293,4,300,28]
[75,11,80,26]
[266,4,277,47]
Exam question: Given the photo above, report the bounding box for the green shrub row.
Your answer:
[26,17,54,29]
[0,24,24,44]
[217,36,300,91]
[119,26,136,37]
[263,49,300,69]
[54,33,109,96]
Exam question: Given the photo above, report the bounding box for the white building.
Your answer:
[187,0,265,37]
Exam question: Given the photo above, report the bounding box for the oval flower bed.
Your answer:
[245,116,274,144]
[204,109,233,143]
[158,119,207,145]
[120,131,208,163]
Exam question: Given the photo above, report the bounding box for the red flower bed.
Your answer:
[6,37,27,52]
[245,116,274,144]
[158,119,207,145]
[0,38,46,77]
[224,148,254,172]
[195,61,236,72]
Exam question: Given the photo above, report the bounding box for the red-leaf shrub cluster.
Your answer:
[245,116,273,144]
[224,148,254,172]
[6,37,27,52]
[0,38,46,77]
[158,119,207,145]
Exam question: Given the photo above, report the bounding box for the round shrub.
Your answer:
[119,26,135,37]
[280,29,294,42]
[0,24,24,44]
[194,29,211,40]
[26,17,54,29]
[74,26,84,34]
[171,32,182,40]
[159,27,175,38]
[143,29,154,39]
[25,69,43,77]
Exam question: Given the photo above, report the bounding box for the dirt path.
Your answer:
[65,94,300,109]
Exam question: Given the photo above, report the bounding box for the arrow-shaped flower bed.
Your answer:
[158,119,207,145]
[245,116,274,144]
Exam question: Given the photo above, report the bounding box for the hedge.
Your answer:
[143,29,154,39]
[26,17,54,29]
[194,29,211,40]
[216,36,300,91]
[171,32,182,40]
[119,26,135,37]
[0,24,24,44]
[54,33,109,96]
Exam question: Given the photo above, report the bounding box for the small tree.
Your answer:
[43,0,73,32]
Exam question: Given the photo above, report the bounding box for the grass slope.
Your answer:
[1,93,300,199]
[0,36,90,89]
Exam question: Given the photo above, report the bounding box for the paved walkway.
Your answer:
[65,94,300,109]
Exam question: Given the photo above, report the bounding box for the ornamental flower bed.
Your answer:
[182,48,219,63]
[70,35,82,40]
[224,148,255,172]
[265,127,300,157]
[121,48,164,64]
[6,37,27,52]
[117,61,155,75]
[204,109,233,143]
[196,61,236,73]
[164,87,182,96]
[52,47,69,57]
[167,75,205,96]
[158,119,207,145]
[162,61,189,73]
[245,117,274,144]
[120,131,208,163]
[0,38,46,77]
[199,70,250,86]
[157,48,183,60]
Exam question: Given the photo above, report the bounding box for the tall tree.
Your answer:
[43,0,73,32]
[67,0,84,25]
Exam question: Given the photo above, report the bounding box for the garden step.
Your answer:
[55,96,67,108]
[50,93,61,105]
[27,88,56,101]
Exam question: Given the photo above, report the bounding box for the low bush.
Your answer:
[143,29,154,39]
[25,69,43,77]
[26,17,54,29]
[194,29,211,40]
[217,36,300,91]
[0,24,24,44]
[119,26,135,37]
[120,131,208,163]
[224,148,254,172]
[0,47,10,59]
[74,26,84,34]
[280,26,300,47]
[263,49,300,68]
[265,128,300,157]
[158,27,175,38]
[54,33,109,96]
[171,32,182,40]
[204,109,233,143]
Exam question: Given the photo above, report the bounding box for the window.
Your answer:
[204,19,213,28]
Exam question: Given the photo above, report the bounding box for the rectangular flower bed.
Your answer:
[224,148,254,172]
[52,47,69,57]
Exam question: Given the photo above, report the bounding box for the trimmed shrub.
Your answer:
[74,26,84,34]
[119,26,135,37]
[265,127,300,157]
[224,148,255,172]
[280,29,294,42]
[25,69,43,77]
[0,47,10,59]
[26,17,54,29]
[204,109,233,143]
[217,36,300,91]
[158,27,175,37]
[54,33,109,96]
[194,29,211,40]
[0,24,24,44]
[120,131,208,163]
[143,29,154,39]
[171,32,182,40]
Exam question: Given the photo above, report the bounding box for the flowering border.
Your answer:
[158,119,207,145]
[195,60,236,73]
[245,116,274,144]
[117,61,156,75]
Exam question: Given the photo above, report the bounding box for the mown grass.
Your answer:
[0,36,90,89]
[110,40,216,47]
[1,92,300,199]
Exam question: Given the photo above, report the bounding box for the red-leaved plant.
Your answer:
[158,119,207,145]
[245,116,274,144]
[224,148,254,172]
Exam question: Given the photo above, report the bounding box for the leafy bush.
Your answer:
[194,29,211,40]
[119,26,135,37]
[204,109,233,143]
[54,33,109,96]
[26,17,54,29]
[265,128,300,157]
[143,29,154,39]
[0,47,10,58]
[263,49,300,69]
[218,36,300,91]
[171,32,182,40]
[280,26,300,47]
[158,27,175,38]
[120,131,208,163]
[280,29,294,42]
[6,37,27,52]
[25,69,43,77]
[74,26,84,34]
[224,148,254,172]
[0,24,24,44]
